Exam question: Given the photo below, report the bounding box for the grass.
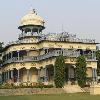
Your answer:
[0,93,100,100]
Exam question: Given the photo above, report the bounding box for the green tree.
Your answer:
[0,42,3,53]
[54,55,65,88]
[75,55,87,87]
[96,50,100,76]
[0,42,3,65]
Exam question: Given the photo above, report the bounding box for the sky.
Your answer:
[0,0,100,45]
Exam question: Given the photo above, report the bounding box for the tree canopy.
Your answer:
[75,55,87,87]
[54,55,65,88]
[96,50,100,76]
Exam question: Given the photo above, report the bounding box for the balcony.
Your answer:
[2,50,80,65]
[2,49,97,66]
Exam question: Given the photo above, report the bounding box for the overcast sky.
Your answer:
[0,0,100,45]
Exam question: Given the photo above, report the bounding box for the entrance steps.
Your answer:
[63,85,85,93]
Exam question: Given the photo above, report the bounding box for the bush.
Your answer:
[0,83,15,89]
[0,82,54,89]
[33,82,53,88]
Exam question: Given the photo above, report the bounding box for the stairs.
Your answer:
[63,85,85,93]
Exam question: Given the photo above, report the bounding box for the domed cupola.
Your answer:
[18,9,45,38]
[21,9,44,26]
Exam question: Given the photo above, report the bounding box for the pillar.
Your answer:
[27,69,30,82]
[2,72,5,83]
[1,72,3,83]
[8,70,9,80]
[37,69,40,82]
[6,55,7,61]
[11,52,13,59]
[31,28,33,34]
[17,69,20,82]
[37,28,39,34]
[92,68,95,81]
[11,70,13,79]
[17,51,20,61]
[91,50,94,59]
[5,72,7,82]
[44,67,48,82]
[4,72,6,82]
[92,68,97,81]
[94,68,97,81]
[68,67,70,79]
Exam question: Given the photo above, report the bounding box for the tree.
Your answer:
[75,55,87,87]
[96,50,100,76]
[0,42,3,53]
[0,42,3,65]
[54,55,65,88]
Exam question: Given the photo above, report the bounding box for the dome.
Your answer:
[21,9,45,26]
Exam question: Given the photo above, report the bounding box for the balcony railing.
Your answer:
[19,32,42,38]
[2,50,96,65]
[6,32,96,47]
[3,50,80,65]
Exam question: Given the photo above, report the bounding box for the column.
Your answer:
[17,51,20,61]
[17,69,20,82]
[31,28,33,34]
[8,70,9,80]
[93,51,96,60]
[4,72,5,82]
[11,52,13,59]
[4,72,6,81]
[37,69,40,82]
[11,70,13,79]
[82,49,84,55]
[44,67,48,82]
[27,69,30,82]
[6,55,7,61]
[94,69,97,81]
[5,72,7,82]
[91,50,94,59]
[37,28,39,34]
[5,72,7,81]
[92,68,95,81]
[68,67,70,79]
[2,72,4,83]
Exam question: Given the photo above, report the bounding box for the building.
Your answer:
[0,9,98,85]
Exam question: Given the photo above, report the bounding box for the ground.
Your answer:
[1,93,100,100]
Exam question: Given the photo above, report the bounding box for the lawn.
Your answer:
[0,93,100,100]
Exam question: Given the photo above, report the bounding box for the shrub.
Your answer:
[75,55,87,87]
[54,55,65,88]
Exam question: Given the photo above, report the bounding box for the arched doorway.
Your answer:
[65,64,75,83]
[46,64,54,83]
[20,67,27,82]
[29,67,38,83]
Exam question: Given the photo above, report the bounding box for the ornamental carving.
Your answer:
[70,58,74,62]
[20,63,25,66]
[30,47,36,49]
[31,62,36,66]
[48,44,54,47]
[58,45,62,47]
